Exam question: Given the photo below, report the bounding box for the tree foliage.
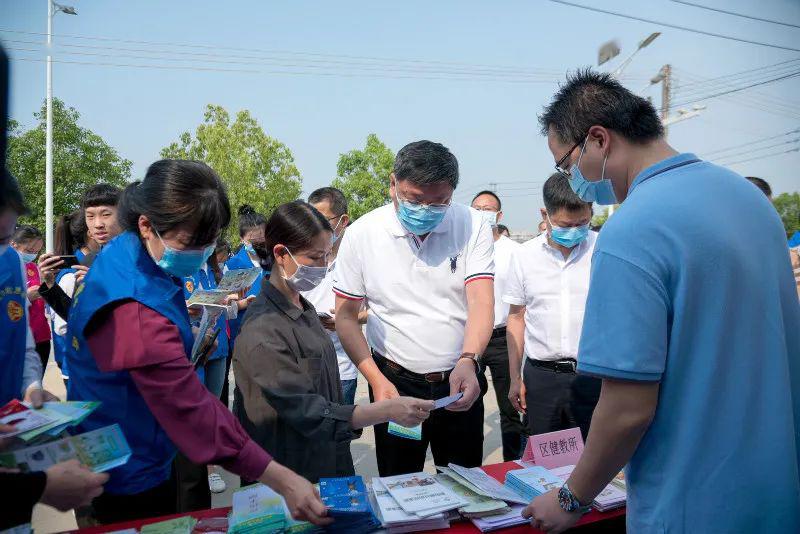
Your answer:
[332,134,395,220]
[6,98,131,231]
[160,105,302,241]
[774,192,800,238]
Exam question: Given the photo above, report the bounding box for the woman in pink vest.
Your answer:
[11,225,51,368]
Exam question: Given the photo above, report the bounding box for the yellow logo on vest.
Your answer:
[185,280,195,294]
[7,300,24,322]
[72,337,79,350]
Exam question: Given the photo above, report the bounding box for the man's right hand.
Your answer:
[260,461,332,526]
[37,253,65,287]
[40,460,109,511]
[371,376,400,401]
[509,377,526,414]
[388,397,434,427]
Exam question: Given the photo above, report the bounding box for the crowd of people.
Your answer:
[1,69,799,534]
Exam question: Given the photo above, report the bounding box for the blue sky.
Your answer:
[2,0,799,230]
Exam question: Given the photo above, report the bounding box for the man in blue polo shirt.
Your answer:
[524,70,800,533]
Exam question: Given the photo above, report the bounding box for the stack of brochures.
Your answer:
[469,505,530,532]
[369,478,450,533]
[139,516,197,534]
[550,465,627,512]
[378,472,469,520]
[227,483,286,533]
[319,476,381,534]
[504,466,563,502]
[0,423,131,473]
[434,467,510,517]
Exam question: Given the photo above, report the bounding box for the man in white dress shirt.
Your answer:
[470,190,526,460]
[505,173,600,439]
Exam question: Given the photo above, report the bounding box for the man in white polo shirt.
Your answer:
[334,140,495,476]
[505,173,600,440]
[470,190,526,461]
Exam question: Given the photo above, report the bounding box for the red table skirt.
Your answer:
[71,462,625,533]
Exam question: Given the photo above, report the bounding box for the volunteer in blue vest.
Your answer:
[523,70,800,533]
[0,172,108,531]
[334,140,495,477]
[66,159,330,526]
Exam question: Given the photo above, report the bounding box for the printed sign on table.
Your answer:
[521,427,584,470]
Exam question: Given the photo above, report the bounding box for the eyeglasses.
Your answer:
[396,192,451,209]
[554,139,583,177]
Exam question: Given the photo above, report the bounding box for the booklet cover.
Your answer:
[380,472,467,515]
[435,473,510,517]
[139,516,197,534]
[0,399,57,438]
[228,483,286,534]
[0,424,131,473]
[18,401,101,441]
[448,463,528,505]
[217,268,261,293]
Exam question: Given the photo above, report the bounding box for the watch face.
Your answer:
[558,485,579,512]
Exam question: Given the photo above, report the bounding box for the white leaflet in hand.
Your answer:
[433,392,464,410]
[448,464,528,505]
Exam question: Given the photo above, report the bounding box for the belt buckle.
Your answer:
[425,371,446,383]
[556,360,576,373]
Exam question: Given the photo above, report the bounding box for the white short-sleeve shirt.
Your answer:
[333,203,495,373]
[301,260,359,381]
[502,232,596,362]
[492,235,521,328]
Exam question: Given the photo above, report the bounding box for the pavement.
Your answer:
[32,358,509,533]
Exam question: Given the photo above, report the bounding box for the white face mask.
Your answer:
[478,209,499,228]
[282,248,328,292]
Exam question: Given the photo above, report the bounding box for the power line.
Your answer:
[670,70,800,108]
[675,67,800,110]
[719,147,799,166]
[674,59,800,96]
[545,0,800,53]
[713,138,800,162]
[668,0,800,30]
[702,128,800,157]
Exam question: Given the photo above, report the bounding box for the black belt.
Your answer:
[373,351,451,383]
[491,326,506,339]
[529,358,577,373]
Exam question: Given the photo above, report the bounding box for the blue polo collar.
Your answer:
[629,152,701,195]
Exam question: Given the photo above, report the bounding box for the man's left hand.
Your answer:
[447,358,480,412]
[522,489,582,534]
[24,386,60,409]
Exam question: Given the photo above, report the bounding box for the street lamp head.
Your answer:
[597,39,621,67]
[639,32,661,50]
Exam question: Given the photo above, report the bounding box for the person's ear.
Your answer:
[138,215,154,240]
[341,214,350,228]
[540,207,548,221]
[588,125,611,151]
[389,173,397,199]
[496,211,503,224]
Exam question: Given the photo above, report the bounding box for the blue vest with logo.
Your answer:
[67,232,194,495]
[51,248,86,376]
[0,248,28,405]
[224,247,266,346]
[182,265,229,361]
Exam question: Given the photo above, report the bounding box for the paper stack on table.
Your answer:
[447,463,529,505]
[434,469,510,517]
[504,466,563,502]
[319,476,381,534]
[227,483,287,533]
[0,424,131,473]
[378,472,468,519]
[469,505,530,532]
[139,516,197,534]
[550,465,627,512]
[369,478,450,533]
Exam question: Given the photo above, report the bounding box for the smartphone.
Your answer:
[57,255,80,268]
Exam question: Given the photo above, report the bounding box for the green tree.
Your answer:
[774,192,800,238]
[160,105,302,241]
[7,98,131,231]
[332,134,395,220]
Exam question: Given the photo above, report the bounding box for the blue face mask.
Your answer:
[396,197,449,235]
[20,251,38,263]
[547,214,589,248]
[569,138,618,206]
[153,231,215,278]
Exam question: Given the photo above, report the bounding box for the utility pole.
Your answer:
[661,64,672,137]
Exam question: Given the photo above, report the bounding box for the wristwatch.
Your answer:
[458,352,483,374]
[558,482,591,514]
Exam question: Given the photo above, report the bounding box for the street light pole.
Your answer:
[45,0,53,252]
[44,0,76,253]
[610,32,661,77]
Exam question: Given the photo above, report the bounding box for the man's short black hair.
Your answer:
[81,183,121,209]
[471,190,502,211]
[543,172,592,214]
[496,224,510,237]
[393,140,459,189]
[539,68,664,145]
[308,186,348,216]
[746,176,772,197]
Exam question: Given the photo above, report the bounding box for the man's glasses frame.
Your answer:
[555,139,583,177]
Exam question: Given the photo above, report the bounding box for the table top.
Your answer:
[71,461,625,533]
